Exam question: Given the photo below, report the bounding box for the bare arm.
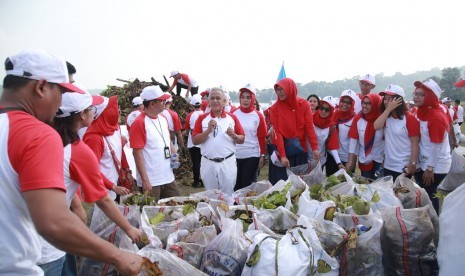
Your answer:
[374,97,402,130]
[70,194,86,224]
[95,196,143,243]
[24,189,142,275]
[133,148,151,194]
[175,130,185,149]
[405,135,420,174]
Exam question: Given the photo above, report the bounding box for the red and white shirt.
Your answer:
[130,113,174,186]
[173,73,198,87]
[232,109,267,159]
[349,117,384,164]
[309,126,340,165]
[0,110,65,275]
[193,111,245,159]
[337,117,355,163]
[383,113,420,173]
[184,110,204,148]
[417,118,452,173]
[126,110,142,131]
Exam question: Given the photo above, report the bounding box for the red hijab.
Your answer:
[333,96,355,124]
[313,102,335,129]
[239,88,256,113]
[85,96,120,136]
[359,94,382,156]
[269,78,299,137]
[416,88,449,142]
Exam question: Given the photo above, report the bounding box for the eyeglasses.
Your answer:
[412,92,425,97]
[84,105,97,118]
[362,101,371,106]
[340,99,352,105]
[319,106,331,112]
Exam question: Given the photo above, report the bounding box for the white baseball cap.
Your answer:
[132,96,143,106]
[5,49,85,94]
[455,71,465,88]
[239,83,257,95]
[165,93,173,103]
[92,95,109,119]
[340,89,357,103]
[320,96,336,108]
[140,86,170,101]
[56,83,93,118]
[270,151,285,167]
[414,79,442,99]
[190,94,202,106]
[170,70,179,78]
[359,73,376,85]
[441,97,452,103]
[379,84,405,98]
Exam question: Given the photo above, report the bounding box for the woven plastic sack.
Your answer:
[438,146,465,192]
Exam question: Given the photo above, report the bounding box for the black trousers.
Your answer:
[235,157,260,191]
[176,83,199,96]
[414,171,447,214]
[188,147,202,184]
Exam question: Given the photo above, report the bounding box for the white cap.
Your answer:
[359,73,376,85]
[165,93,173,103]
[239,83,257,95]
[140,86,170,101]
[56,83,92,118]
[170,70,179,77]
[441,97,452,103]
[270,151,285,167]
[320,96,336,108]
[379,84,405,98]
[132,96,143,106]
[92,95,109,119]
[414,79,442,99]
[340,89,357,103]
[5,49,85,94]
[190,94,202,106]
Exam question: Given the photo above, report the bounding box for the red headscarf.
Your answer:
[239,88,256,113]
[416,88,449,142]
[333,96,355,124]
[313,102,335,129]
[359,94,382,156]
[269,78,299,138]
[85,96,120,136]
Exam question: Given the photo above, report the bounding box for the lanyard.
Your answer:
[149,117,168,147]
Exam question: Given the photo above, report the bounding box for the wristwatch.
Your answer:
[410,162,417,165]
[426,166,434,172]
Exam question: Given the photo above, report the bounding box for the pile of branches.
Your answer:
[100,76,194,184]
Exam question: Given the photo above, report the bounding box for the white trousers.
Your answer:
[200,155,237,195]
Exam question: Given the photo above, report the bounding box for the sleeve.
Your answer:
[13,127,66,192]
[129,116,147,149]
[102,173,115,190]
[327,127,340,150]
[405,113,420,137]
[271,130,286,158]
[427,118,449,143]
[83,133,105,161]
[329,149,342,164]
[348,116,360,139]
[192,113,208,136]
[170,111,182,131]
[230,114,245,135]
[69,143,109,203]
[184,113,192,130]
[304,103,318,150]
[181,74,191,85]
[256,112,267,155]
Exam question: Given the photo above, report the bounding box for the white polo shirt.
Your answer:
[185,110,204,148]
[337,117,355,162]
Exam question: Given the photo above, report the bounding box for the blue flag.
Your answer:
[277,62,286,82]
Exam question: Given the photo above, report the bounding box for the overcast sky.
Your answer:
[0,0,463,92]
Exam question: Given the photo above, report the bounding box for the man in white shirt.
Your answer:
[455,100,464,126]
[354,73,376,114]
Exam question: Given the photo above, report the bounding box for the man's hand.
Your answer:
[281,156,290,168]
[259,156,265,169]
[113,186,130,196]
[114,251,143,276]
[125,226,143,244]
[312,150,320,161]
[422,170,434,186]
[142,180,152,195]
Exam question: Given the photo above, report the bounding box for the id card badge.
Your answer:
[164,146,171,159]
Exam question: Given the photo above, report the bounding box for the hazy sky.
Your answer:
[0,0,463,92]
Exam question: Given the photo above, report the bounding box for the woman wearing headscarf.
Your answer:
[232,84,267,190]
[83,96,132,199]
[374,84,420,181]
[310,96,344,176]
[268,78,319,184]
[412,79,451,213]
[347,93,384,179]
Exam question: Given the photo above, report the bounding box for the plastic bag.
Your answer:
[380,206,438,276]
[300,161,327,186]
[232,180,272,205]
[79,205,139,276]
[286,162,311,176]
[297,185,336,221]
[200,218,250,276]
[438,146,465,192]
[248,206,299,238]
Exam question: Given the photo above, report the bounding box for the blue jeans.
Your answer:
[38,255,65,276]
[61,253,77,276]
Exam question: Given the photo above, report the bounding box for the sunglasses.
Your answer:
[319,106,332,112]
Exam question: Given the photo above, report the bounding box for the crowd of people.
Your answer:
[1,49,464,275]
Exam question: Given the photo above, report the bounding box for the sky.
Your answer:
[0,0,463,92]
